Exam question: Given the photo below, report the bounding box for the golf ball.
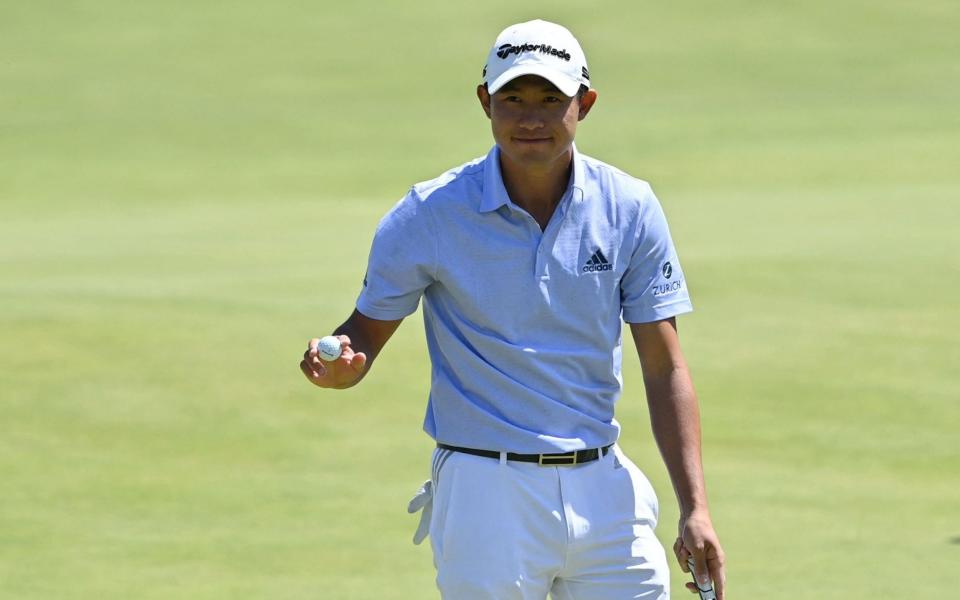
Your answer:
[317,336,342,362]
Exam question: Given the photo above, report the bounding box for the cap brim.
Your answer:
[487,64,582,97]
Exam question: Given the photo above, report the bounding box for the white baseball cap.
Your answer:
[482,20,590,97]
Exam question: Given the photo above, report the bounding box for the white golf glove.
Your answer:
[406,479,433,545]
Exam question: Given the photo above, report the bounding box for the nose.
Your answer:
[517,106,546,130]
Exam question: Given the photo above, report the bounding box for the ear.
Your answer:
[577,89,598,121]
[477,84,492,119]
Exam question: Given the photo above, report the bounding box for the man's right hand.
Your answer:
[300,335,368,389]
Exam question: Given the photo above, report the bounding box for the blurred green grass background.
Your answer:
[2,1,958,598]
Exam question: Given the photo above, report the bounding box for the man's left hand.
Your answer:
[674,509,726,598]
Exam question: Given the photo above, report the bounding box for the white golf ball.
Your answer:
[317,336,342,362]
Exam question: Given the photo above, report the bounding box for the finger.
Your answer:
[299,360,318,378]
[299,360,314,379]
[709,554,726,600]
[303,349,324,371]
[350,352,367,372]
[675,539,691,572]
[336,335,352,349]
[692,553,710,589]
[684,582,699,594]
[305,339,321,365]
[300,359,326,380]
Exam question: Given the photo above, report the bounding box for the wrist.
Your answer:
[679,504,710,521]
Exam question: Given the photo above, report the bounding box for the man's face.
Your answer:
[477,75,597,169]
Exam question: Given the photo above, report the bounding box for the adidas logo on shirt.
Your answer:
[582,249,613,273]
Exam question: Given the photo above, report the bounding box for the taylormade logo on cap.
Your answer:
[483,20,590,98]
[496,43,572,62]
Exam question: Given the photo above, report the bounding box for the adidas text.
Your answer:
[583,263,613,272]
[582,249,612,273]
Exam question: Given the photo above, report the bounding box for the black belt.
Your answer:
[437,443,613,466]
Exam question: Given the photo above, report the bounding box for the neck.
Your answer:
[499,148,573,228]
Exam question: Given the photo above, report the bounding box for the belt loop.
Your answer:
[499,451,507,465]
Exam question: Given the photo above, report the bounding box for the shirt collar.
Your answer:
[479,144,585,213]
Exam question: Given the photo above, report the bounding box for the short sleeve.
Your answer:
[356,190,438,320]
[620,184,693,323]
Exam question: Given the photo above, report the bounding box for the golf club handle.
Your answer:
[687,557,717,600]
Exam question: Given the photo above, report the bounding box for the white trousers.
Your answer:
[426,445,669,600]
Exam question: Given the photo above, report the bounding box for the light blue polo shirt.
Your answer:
[356,145,692,453]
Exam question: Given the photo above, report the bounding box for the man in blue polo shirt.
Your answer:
[300,19,726,600]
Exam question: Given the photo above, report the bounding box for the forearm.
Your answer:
[630,317,725,594]
[644,364,709,517]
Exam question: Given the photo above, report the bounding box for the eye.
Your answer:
[544,96,562,103]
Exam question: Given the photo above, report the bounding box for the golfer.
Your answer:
[301,19,726,599]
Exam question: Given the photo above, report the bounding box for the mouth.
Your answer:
[512,137,551,145]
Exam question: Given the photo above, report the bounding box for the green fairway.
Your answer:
[2,1,958,598]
